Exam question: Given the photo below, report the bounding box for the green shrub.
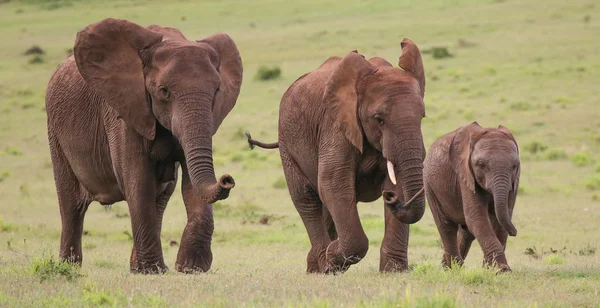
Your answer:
[82,283,124,306]
[545,149,567,160]
[578,245,596,256]
[543,254,565,265]
[571,152,594,166]
[4,147,22,156]
[272,176,287,189]
[29,256,82,282]
[0,217,14,232]
[0,170,9,183]
[583,176,600,190]
[523,141,547,154]
[255,65,281,81]
[28,55,45,64]
[510,102,531,111]
[431,47,453,59]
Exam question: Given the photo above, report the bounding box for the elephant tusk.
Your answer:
[387,160,397,185]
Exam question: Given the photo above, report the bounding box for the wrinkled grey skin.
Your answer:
[45,18,242,274]
[424,122,520,272]
[247,39,428,273]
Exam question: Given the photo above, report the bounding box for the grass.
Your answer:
[0,0,599,306]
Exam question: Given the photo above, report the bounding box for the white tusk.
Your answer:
[387,160,397,185]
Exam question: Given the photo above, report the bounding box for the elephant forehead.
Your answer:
[474,137,518,155]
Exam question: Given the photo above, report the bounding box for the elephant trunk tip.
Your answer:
[382,188,425,224]
[506,224,517,237]
[199,174,235,204]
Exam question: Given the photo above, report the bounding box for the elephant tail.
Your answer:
[245,131,279,150]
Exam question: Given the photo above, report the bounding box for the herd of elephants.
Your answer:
[44,18,521,274]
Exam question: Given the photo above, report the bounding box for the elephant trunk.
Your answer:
[176,95,235,203]
[492,172,517,236]
[383,132,426,224]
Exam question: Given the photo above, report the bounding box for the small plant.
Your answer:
[272,176,287,189]
[29,256,82,282]
[543,254,565,265]
[0,170,9,183]
[28,55,45,64]
[0,217,14,232]
[255,65,281,81]
[545,149,567,160]
[431,47,453,59]
[583,175,600,190]
[524,141,547,154]
[24,45,45,55]
[525,246,541,259]
[510,102,531,111]
[571,152,594,166]
[82,283,123,306]
[4,147,22,156]
[578,244,596,256]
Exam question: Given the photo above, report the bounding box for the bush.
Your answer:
[510,102,531,111]
[430,47,453,59]
[23,45,45,55]
[523,141,547,154]
[29,256,82,282]
[543,254,565,265]
[583,176,600,190]
[28,55,45,64]
[545,149,567,160]
[0,170,9,183]
[255,65,281,81]
[571,152,594,166]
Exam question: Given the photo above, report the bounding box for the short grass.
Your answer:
[1,0,600,306]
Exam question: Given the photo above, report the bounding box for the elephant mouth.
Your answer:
[383,187,424,208]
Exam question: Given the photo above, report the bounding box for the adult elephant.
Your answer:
[247,39,427,273]
[45,18,243,274]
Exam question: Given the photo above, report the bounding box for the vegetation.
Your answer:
[0,0,599,306]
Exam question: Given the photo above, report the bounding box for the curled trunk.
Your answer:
[383,133,426,224]
[492,173,517,236]
[176,96,234,203]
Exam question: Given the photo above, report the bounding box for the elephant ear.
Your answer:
[449,122,487,194]
[147,24,187,41]
[323,51,377,153]
[498,125,520,192]
[197,33,243,135]
[398,38,425,98]
[74,18,162,140]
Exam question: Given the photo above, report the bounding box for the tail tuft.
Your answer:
[245,131,255,150]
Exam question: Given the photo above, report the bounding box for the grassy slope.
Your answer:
[0,0,599,306]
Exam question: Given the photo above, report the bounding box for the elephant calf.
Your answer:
[248,39,428,273]
[424,122,520,272]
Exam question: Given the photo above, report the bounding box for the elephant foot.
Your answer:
[322,240,366,274]
[130,260,168,274]
[379,248,408,273]
[494,263,512,274]
[175,249,212,274]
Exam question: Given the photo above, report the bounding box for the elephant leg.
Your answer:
[130,178,177,270]
[282,151,329,273]
[322,206,337,241]
[464,203,509,271]
[457,225,476,261]
[176,162,214,273]
[50,137,91,264]
[427,188,462,268]
[380,202,410,272]
[318,156,368,274]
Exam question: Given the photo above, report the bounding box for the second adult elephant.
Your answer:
[247,39,427,273]
[46,18,242,273]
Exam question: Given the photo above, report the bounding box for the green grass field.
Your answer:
[1,0,600,306]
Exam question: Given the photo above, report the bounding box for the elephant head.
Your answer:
[324,38,426,224]
[73,18,242,204]
[449,122,520,236]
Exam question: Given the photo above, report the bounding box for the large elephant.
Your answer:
[423,122,520,272]
[45,18,243,274]
[246,39,427,273]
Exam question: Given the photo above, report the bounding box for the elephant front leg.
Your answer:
[380,204,410,272]
[175,165,214,273]
[464,197,509,272]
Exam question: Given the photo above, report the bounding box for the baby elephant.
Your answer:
[424,122,520,272]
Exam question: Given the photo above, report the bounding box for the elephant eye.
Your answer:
[374,116,384,126]
[512,163,518,170]
[476,160,486,168]
[158,86,170,100]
